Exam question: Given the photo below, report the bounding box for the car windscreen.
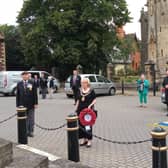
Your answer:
[84,76,96,83]
[96,76,105,83]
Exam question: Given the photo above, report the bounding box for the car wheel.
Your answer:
[66,94,73,98]
[4,93,9,96]
[109,87,116,96]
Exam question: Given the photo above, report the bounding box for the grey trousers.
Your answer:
[41,88,47,99]
[27,109,35,134]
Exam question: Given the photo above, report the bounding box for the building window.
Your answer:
[160,26,162,32]
[161,49,164,56]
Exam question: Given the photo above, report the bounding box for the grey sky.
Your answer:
[0,0,147,39]
[124,0,147,39]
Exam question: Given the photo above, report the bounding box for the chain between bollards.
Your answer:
[66,113,80,162]
[0,113,17,124]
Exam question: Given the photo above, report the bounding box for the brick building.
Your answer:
[0,33,6,71]
[125,33,141,71]
[116,27,141,72]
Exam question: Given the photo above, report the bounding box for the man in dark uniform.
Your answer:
[16,71,38,137]
[163,70,168,115]
[70,70,81,105]
[39,73,48,99]
[34,74,40,88]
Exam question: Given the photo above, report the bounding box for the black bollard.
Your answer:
[66,113,80,162]
[17,107,28,144]
[151,127,167,168]
[121,80,124,95]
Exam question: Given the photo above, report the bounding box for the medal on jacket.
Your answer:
[27,84,32,91]
[82,96,85,102]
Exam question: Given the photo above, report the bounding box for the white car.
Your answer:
[0,70,60,96]
[64,74,116,98]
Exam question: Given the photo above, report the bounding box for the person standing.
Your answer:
[28,73,34,82]
[75,78,96,148]
[34,75,40,88]
[137,74,150,107]
[34,74,40,94]
[48,76,54,99]
[70,70,81,105]
[162,70,168,114]
[16,71,38,137]
[39,73,48,99]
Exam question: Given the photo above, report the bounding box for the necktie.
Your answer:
[24,81,27,89]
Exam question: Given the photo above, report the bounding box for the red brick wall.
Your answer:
[131,51,141,71]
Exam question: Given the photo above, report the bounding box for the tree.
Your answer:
[0,25,27,70]
[17,0,130,80]
[112,35,136,76]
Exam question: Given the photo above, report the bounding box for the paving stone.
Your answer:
[0,93,167,168]
[6,146,48,168]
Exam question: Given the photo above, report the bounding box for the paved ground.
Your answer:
[0,92,167,168]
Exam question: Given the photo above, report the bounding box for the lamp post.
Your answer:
[152,63,156,96]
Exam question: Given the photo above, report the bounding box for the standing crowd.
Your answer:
[16,70,97,148]
[15,69,168,146]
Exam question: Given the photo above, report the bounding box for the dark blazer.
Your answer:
[70,75,81,89]
[49,79,54,88]
[34,78,40,88]
[16,80,38,110]
[39,77,48,89]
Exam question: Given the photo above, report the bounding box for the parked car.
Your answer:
[0,71,22,96]
[161,87,168,109]
[0,71,60,96]
[64,74,116,98]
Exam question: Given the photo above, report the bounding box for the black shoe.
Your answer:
[86,144,92,148]
[80,141,88,146]
[29,132,34,137]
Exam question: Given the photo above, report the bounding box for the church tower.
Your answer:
[155,0,168,77]
[146,0,168,80]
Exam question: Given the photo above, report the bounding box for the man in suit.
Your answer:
[16,71,38,137]
[70,70,81,105]
[39,73,48,99]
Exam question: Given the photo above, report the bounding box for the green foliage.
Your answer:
[0,25,26,70]
[113,37,134,62]
[117,69,125,76]
[17,0,130,79]
[124,76,138,83]
[126,67,138,76]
